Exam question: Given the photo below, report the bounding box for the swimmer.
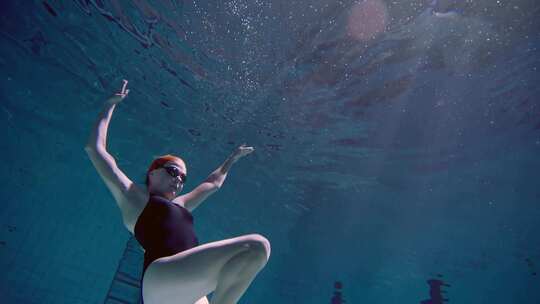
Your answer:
[85,80,271,304]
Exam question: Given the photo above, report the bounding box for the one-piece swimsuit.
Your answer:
[134,195,199,303]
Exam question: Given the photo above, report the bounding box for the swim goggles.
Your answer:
[162,165,187,184]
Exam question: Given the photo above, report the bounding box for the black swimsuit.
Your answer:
[134,195,199,301]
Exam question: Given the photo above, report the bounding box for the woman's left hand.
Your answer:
[232,144,254,161]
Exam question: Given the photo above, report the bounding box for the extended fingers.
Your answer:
[233,145,254,158]
[121,79,128,94]
[242,146,255,154]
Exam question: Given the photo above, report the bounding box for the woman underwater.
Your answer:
[85,80,271,304]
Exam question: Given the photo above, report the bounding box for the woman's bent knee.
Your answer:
[242,234,271,263]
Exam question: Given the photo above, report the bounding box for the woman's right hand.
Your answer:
[106,79,130,105]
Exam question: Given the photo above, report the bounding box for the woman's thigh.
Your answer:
[142,233,270,304]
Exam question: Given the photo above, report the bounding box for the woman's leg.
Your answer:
[209,243,269,304]
[142,234,271,304]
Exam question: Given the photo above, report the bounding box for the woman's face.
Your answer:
[148,161,187,197]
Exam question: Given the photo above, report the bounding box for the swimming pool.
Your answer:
[0,1,538,303]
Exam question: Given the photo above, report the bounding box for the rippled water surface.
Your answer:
[0,1,539,303]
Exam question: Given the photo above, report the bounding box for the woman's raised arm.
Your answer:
[174,144,254,212]
[85,79,129,150]
[84,80,142,220]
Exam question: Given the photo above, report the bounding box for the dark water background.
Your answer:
[0,0,539,303]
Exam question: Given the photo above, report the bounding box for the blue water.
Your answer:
[0,1,539,303]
